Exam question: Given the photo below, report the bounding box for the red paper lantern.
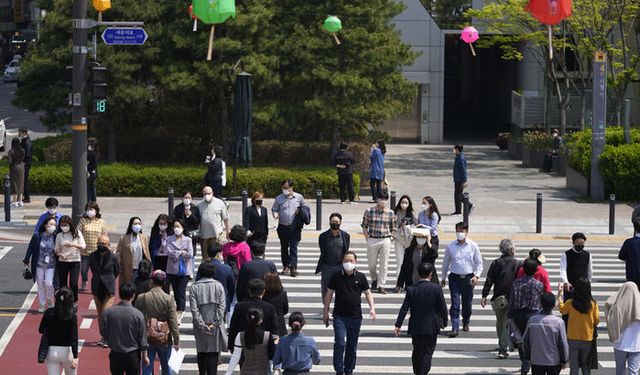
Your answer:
[525,0,572,59]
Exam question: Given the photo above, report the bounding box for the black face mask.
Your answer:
[97,245,109,253]
[574,245,584,252]
[330,223,341,230]
[255,200,263,206]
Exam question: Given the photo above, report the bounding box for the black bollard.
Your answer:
[463,192,470,227]
[316,190,322,231]
[536,193,543,234]
[167,187,174,217]
[241,188,248,225]
[390,190,397,209]
[609,194,616,235]
[3,175,10,222]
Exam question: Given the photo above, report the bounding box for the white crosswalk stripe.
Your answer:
[173,240,622,374]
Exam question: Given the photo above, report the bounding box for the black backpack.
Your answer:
[226,254,239,277]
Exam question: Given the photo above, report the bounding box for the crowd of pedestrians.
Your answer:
[21,167,640,375]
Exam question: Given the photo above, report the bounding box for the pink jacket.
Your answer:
[222,241,252,271]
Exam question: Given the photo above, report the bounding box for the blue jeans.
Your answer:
[333,315,362,374]
[143,344,171,375]
[448,273,474,332]
[277,224,301,268]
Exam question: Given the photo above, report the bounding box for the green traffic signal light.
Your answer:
[95,99,106,113]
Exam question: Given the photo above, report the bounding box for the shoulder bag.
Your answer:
[147,317,170,346]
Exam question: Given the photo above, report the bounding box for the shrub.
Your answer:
[522,130,553,152]
[20,163,360,199]
[599,144,640,201]
[566,127,640,177]
[32,134,72,162]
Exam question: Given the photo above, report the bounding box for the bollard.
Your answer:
[536,193,543,234]
[463,192,470,227]
[3,175,10,222]
[316,190,322,231]
[609,194,616,235]
[167,187,174,217]
[241,188,248,225]
[390,190,397,209]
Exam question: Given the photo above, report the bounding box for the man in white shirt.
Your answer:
[440,222,483,337]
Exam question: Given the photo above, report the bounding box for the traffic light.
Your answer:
[91,66,107,114]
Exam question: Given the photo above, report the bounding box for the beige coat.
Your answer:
[116,233,151,284]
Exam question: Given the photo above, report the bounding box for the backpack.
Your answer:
[147,317,170,346]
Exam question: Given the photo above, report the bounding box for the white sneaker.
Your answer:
[38,305,45,313]
[17,201,23,207]
[350,201,357,205]
[10,202,17,207]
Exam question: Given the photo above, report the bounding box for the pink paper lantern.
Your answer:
[461,26,479,56]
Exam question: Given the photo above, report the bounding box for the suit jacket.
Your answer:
[395,279,448,335]
[236,257,277,302]
[243,205,268,237]
[315,229,350,274]
[116,233,151,284]
[228,297,279,351]
[89,249,120,297]
[173,203,201,233]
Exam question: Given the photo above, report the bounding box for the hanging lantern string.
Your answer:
[207,25,215,61]
[547,25,554,60]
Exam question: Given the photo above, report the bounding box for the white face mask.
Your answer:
[174,228,184,236]
[342,262,356,272]
[400,202,409,210]
[456,231,467,241]
[86,209,96,218]
[88,146,94,151]
[46,225,57,234]
[204,194,213,202]
[282,189,290,195]
[158,224,168,231]
[60,225,70,233]
[183,198,191,206]
[132,224,142,233]
[421,203,430,211]
[47,208,57,215]
[416,237,427,246]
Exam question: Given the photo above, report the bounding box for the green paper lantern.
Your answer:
[191,0,237,61]
[322,16,342,45]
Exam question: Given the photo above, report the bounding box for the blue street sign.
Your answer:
[101,27,148,46]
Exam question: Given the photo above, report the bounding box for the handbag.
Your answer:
[23,266,33,280]
[177,256,188,276]
[147,317,170,346]
[590,323,599,369]
[37,331,49,363]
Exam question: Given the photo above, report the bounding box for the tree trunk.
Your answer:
[330,122,339,157]
[580,93,587,129]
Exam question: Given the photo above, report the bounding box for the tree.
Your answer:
[14,0,416,161]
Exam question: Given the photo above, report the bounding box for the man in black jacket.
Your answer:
[316,213,350,303]
[394,262,448,375]
[205,146,224,198]
[481,238,521,359]
[18,128,32,203]
[236,242,277,302]
[89,234,120,348]
[228,278,279,352]
[334,142,356,204]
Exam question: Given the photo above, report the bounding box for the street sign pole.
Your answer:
[591,51,607,200]
[71,0,89,223]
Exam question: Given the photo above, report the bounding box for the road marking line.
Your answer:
[0,314,16,317]
[0,247,12,262]
[80,318,92,329]
[0,282,38,357]
[78,339,85,353]
[89,299,96,310]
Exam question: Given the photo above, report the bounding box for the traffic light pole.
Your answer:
[71,0,89,223]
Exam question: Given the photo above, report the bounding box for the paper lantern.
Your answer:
[525,0,572,59]
[460,26,479,56]
[323,16,342,45]
[192,0,237,61]
[92,0,111,22]
[188,5,198,32]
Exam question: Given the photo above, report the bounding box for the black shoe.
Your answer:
[498,350,509,359]
[450,211,462,216]
[371,280,377,290]
[462,324,470,332]
[469,204,475,215]
[22,198,30,203]
[448,330,459,338]
[290,268,298,277]
[377,287,387,295]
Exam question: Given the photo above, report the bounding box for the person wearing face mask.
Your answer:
[440,222,483,337]
[272,179,305,276]
[89,235,119,347]
[24,217,59,312]
[173,191,202,256]
[55,215,86,304]
[323,251,376,375]
[361,190,397,294]
[116,217,151,284]
[166,219,194,321]
[34,197,63,234]
[77,202,108,291]
[418,196,442,252]
[149,214,173,274]
[316,213,351,303]
[243,191,269,257]
[86,137,98,202]
[204,145,225,198]
[559,232,593,301]
[397,230,438,292]
[393,195,416,274]
[197,186,230,260]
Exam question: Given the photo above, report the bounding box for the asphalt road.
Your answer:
[0,233,33,340]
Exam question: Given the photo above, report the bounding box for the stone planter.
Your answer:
[566,165,589,197]
[522,147,546,168]
[508,139,523,160]
[553,154,568,176]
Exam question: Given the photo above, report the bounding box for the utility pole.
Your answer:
[71,0,89,223]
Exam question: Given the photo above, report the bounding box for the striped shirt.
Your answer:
[361,207,397,238]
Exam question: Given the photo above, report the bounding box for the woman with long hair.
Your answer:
[24,216,58,312]
[418,196,442,252]
[393,195,416,275]
[262,272,289,337]
[77,202,108,291]
[38,287,78,375]
[116,216,151,284]
[605,281,640,374]
[273,312,321,373]
[558,278,599,375]
[55,215,86,303]
[225,307,276,375]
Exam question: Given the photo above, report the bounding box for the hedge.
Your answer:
[599,144,640,201]
[566,126,640,177]
[9,163,360,199]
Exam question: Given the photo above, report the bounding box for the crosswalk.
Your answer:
[176,238,623,374]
